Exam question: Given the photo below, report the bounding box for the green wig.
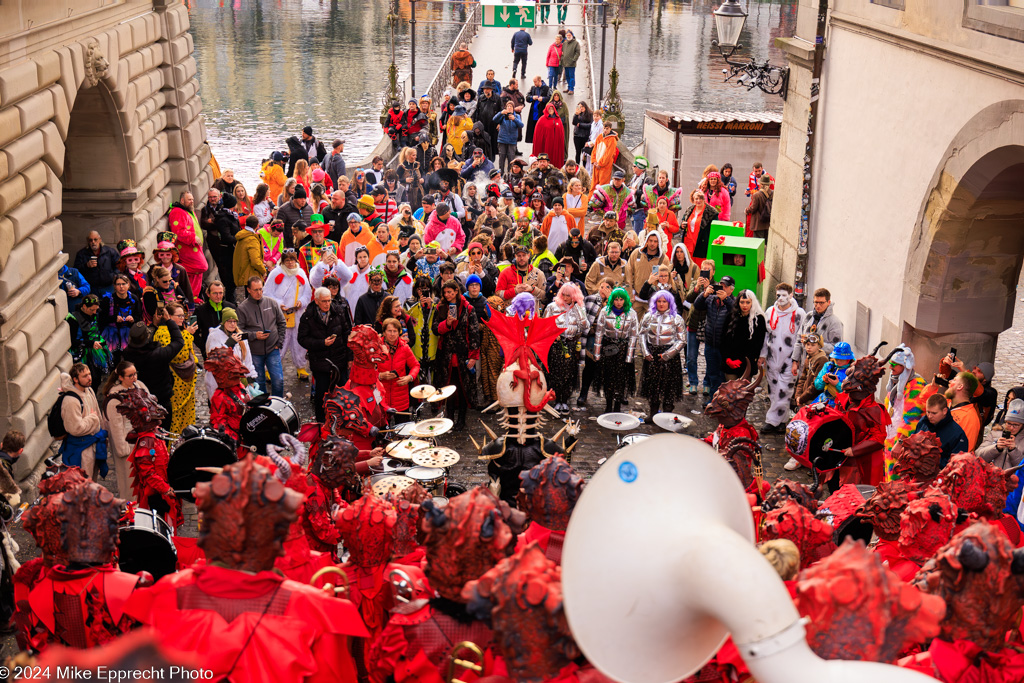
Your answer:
[606,287,632,313]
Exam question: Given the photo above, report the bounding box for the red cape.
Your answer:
[533,111,566,168]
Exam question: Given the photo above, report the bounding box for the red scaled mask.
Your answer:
[912,521,1024,650]
[391,483,430,558]
[115,387,167,432]
[898,489,958,563]
[796,540,944,662]
[204,347,249,390]
[50,481,124,566]
[517,456,584,532]
[936,453,1018,519]
[762,500,834,569]
[891,431,943,484]
[348,325,390,371]
[857,479,922,542]
[311,435,360,491]
[421,487,525,601]
[335,490,398,568]
[762,478,819,514]
[462,543,579,682]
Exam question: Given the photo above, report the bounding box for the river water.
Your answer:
[189,0,797,191]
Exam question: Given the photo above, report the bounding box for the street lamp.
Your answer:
[711,0,789,99]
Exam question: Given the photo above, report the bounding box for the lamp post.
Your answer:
[381,0,402,124]
[409,0,417,97]
[601,9,624,134]
[599,3,608,103]
[711,0,789,99]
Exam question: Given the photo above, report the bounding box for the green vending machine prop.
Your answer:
[706,235,766,301]
[710,220,746,241]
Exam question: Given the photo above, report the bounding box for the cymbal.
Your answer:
[412,447,461,469]
[410,417,454,438]
[596,412,641,431]
[410,384,437,400]
[652,413,694,432]
[385,439,432,460]
[371,475,416,497]
[426,385,457,403]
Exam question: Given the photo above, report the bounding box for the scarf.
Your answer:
[280,263,303,278]
[611,305,625,330]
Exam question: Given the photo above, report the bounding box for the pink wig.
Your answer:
[556,282,585,308]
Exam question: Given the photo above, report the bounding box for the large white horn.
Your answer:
[561,434,936,683]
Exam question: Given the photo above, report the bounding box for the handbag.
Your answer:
[602,340,622,358]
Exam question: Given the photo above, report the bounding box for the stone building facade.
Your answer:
[771,0,1024,374]
[0,0,211,478]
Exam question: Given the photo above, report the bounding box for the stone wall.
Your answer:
[0,0,211,479]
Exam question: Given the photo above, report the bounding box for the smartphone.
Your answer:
[949,347,957,358]
[1004,428,1012,440]
[448,303,458,318]
[187,315,197,326]
[699,269,710,280]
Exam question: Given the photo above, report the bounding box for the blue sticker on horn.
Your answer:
[618,461,638,483]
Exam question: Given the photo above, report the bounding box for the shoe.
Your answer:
[688,386,697,396]
[702,387,710,397]
[297,368,310,381]
[567,90,574,94]
[760,423,778,435]
[573,402,587,412]
[784,457,802,471]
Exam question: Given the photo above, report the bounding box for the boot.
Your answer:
[613,399,622,413]
[605,397,614,414]
[649,400,660,417]
[663,402,674,415]
[454,408,466,431]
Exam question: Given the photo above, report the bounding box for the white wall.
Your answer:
[807,26,1024,350]
[678,135,780,196]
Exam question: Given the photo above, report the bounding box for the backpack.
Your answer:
[47,391,82,439]
[759,190,773,226]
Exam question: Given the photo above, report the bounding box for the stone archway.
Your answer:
[899,101,1024,373]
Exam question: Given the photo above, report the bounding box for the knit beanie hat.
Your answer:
[358,194,375,212]
[221,308,239,323]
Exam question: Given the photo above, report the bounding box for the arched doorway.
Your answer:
[901,101,1024,374]
[60,81,134,258]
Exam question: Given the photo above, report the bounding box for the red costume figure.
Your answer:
[857,479,922,543]
[880,489,959,581]
[303,436,360,554]
[703,370,765,495]
[762,500,835,568]
[115,387,182,529]
[937,452,1018,522]
[516,456,585,565]
[835,343,895,486]
[795,540,944,663]
[368,488,526,683]
[890,431,944,485]
[204,347,249,443]
[463,543,579,682]
[16,481,147,654]
[334,490,401,669]
[392,483,431,565]
[325,325,392,450]
[125,456,368,682]
[761,478,819,514]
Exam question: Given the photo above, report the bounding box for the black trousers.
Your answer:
[311,363,350,422]
[574,135,589,165]
[578,355,601,403]
[512,52,528,79]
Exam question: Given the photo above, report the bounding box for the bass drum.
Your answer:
[168,428,237,502]
[118,508,177,579]
[785,403,855,472]
[240,395,300,454]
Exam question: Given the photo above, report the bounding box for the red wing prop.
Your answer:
[485,311,563,370]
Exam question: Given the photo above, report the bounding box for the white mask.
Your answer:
[775,291,790,307]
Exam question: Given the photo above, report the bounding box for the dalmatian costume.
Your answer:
[759,291,805,429]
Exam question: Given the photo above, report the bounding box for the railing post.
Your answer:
[410,0,417,97]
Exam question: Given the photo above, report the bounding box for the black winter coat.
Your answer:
[354,289,388,327]
[721,313,767,374]
[694,293,735,347]
[679,204,720,260]
[554,239,597,275]
[121,321,184,403]
[74,245,121,291]
[297,300,354,375]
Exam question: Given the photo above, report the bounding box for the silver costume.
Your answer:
[638,311,686,358]
[594,308,639,363]
[544,302,591,339]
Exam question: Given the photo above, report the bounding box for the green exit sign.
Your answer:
[482,0,535,28]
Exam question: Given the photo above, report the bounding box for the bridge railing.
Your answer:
[582,1,599,112]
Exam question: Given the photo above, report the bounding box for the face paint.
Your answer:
[776,291,790,307]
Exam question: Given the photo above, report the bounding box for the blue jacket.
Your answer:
[812,361,850,406]
[461,157,496,180]
[478,78,502,94]
[1005,472,1024,531]
[511,30,533,54]
[913,411,969,468]
[492,111,524,144]
[59,265,90,310]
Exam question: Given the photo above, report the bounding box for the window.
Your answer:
[965,0,1024,42]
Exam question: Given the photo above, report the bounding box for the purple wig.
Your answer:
[507,292,538,318]
[649,289,678,316]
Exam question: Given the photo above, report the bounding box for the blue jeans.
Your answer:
[564,66,576,91]
[705,345,724,398]
[547,66,560,90]
[686,330,703,388]
[253,349,284,397]
[631,209,646,234]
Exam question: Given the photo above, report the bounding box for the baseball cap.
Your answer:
[612,170,625,180]
[720,275,736,288]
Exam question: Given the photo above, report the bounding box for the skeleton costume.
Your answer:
[638,290,686,415]
[264,259,313,375]
[594,287,638,413]
[543,284,590,411]
[759,291,805,429]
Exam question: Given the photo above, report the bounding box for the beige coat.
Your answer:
[60,373,103,480]
[584,255,627,295]
[624,248,670,317]
[105,380,149,500]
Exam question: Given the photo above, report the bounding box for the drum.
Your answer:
[444,481,468,497]
[168,429,238,502]
[618,433,650,450]
[431,496,449,508]
[406,466,446,495]
[240,395,300,454]
[370,458,409,474]
[118,509,177,579]
[785,403,855,472]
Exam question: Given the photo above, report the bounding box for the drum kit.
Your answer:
[371,397,465,498]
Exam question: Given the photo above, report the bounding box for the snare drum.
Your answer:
[406,466,446,495]
[118,509,177,579]
[240,395,300,454]
[168,429,237,502]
